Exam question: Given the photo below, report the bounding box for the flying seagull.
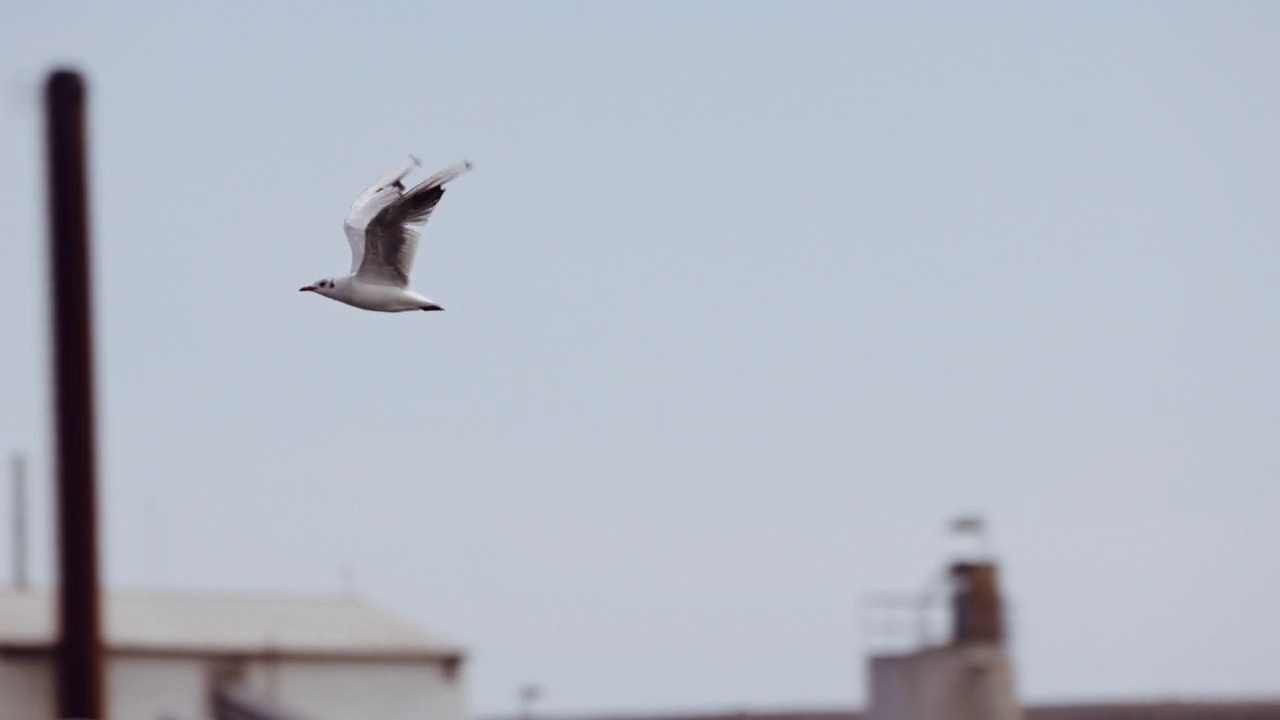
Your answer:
[301,155,472,312]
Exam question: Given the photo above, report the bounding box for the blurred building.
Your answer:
[560,703,1280,720]
[856,516,1021,720]
[866,561,1022,720]
[0,589,467,720]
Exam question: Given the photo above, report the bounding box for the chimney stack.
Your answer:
[949,561,1004,645]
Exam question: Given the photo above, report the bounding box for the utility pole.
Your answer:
[45,67,105,720]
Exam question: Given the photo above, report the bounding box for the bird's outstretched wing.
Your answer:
[354,161,472,287]
[343,155,421,274]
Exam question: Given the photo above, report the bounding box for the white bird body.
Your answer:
[321,276,439,312]
[301,155,472,312]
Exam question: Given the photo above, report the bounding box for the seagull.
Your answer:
[300,155,472,312]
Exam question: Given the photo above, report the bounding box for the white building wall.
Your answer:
[0,653,466,720]
[110,656,210,720]
[243,659,467,720]
[0,654,53,720]
[0,654,210,720]
[868,644,1022,720]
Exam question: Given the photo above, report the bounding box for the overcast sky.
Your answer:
[1,2,1278,716]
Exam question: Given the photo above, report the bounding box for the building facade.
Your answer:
[866,562,1022,720]
[0,590,468,720]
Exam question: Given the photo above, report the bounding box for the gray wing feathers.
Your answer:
[344,156,422,274]
[355,161,473,286]
[418,161,473,195]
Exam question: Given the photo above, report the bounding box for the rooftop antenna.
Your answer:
[519,683,542,720]
[949,513,993,559]
[11,453,28,590]
[340,564,355,596]
[144,493,169,586]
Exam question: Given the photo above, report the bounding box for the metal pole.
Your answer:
[11,453,28,590]
[45,67,104,720]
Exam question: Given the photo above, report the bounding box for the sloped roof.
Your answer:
[0,590,463,661]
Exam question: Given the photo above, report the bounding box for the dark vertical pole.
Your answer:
[45,68,104,720]
[11,453,28,590]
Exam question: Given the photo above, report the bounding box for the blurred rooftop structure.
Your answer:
[0,589,463,661]
[540,703,1280,720]
[863,518,1021,720]
[0,589,468,720]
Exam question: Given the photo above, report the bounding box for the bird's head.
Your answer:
[300,278,338,296]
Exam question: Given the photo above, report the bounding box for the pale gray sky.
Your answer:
[1,2,1278,716]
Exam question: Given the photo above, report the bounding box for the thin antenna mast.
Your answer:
[11,453,28,590]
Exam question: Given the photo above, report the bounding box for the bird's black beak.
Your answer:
[299,285,315,292]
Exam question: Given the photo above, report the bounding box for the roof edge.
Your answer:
[1,641,465,665]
